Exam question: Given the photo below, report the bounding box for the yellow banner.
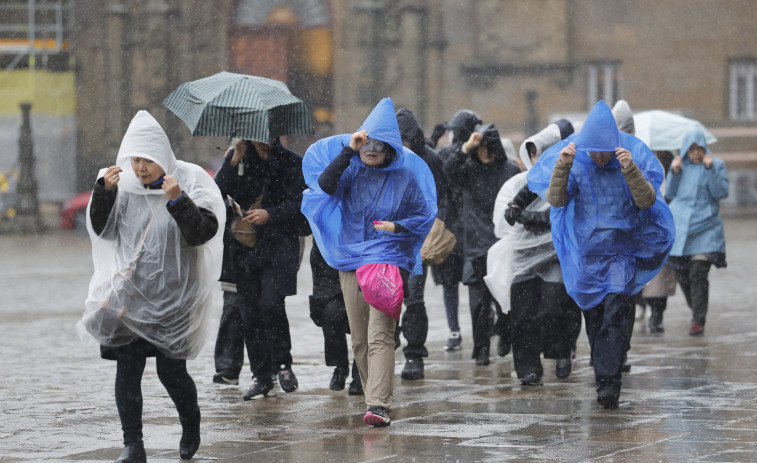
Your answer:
[0,70,75,116]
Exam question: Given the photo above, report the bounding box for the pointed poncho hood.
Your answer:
[526,100,675,309]
[301,98,437,275]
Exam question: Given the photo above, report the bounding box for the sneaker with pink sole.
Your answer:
[363,406,391,427]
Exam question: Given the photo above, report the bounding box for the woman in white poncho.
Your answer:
[485,120,581,386]
[76,111,224,462]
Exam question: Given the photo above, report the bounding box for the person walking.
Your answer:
[395,108,449,380]
[444,123,521,366]
[666,128,728,336]
[487,120,581,386]
[302,98,437,427]
[527,100,674,408]
[642,149,678,333]
[77,110,225,462]
[213,137,308,400]
[432,110,481,352]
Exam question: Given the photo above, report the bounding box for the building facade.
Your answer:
[69,0,757,194]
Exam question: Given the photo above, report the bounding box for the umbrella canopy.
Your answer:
[633,110,717,151]
[162,71,313,142]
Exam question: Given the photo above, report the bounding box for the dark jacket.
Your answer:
[89,177,218,245]
[444,125,521,283]
[214,140,308,296]
[396,108,448,222]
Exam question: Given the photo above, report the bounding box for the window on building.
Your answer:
[730,60,757,121]
[587,62,622,109]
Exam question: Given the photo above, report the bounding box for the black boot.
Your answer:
[179,412,201,460]
[115,443,146,463]
[401,357,424,380]
[648,308,664,333]
[596,383,621,409]
[348,364,363,396]
[329,366,349,390]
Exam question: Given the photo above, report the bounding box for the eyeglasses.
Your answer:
[362,139,387,152]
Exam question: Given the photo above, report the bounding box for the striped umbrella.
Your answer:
[162,71,313,143]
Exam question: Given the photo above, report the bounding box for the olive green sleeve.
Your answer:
[545,159,572,207]
[622,162,656,209]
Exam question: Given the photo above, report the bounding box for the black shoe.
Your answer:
[363,405,391,427]
[277,365,299,393]
[401,358,424,380]
[555,358,572,379]
[243,377,276,400]
[445,331,462,351]
[475,351,490,366]
[497,334,511,357]
[649,310,665,333]
[115,443,146,463]
[519,373,543,386]
[620,363,631,373]
[348,371,364,396]
[329,367,349,391]
[179,417,200,460]
[212,373,239,385]
[597,383,620,409]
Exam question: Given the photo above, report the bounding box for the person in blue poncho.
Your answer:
[666,129,728,336]
[527,100,674,409]
[301,98,437,427]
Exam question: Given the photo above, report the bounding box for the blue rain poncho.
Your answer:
[666,129,728,257]
[527,101,675,309]
[301,98,437,276]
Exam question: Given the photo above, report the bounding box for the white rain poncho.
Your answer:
[484,124,563,307]
[76,111,225,359]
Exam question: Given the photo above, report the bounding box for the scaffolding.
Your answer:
[0,0,72,71]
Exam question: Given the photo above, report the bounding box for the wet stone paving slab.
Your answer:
[1,216,757,462]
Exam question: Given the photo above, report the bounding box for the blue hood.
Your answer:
[358,97,405,161]
[680,128,712,161]
[573,100,623,168]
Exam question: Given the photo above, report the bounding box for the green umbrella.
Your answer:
[162,71,313,143]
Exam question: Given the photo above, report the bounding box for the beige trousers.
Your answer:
[339,270,396,410]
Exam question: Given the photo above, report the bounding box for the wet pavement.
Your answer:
[2,215,757,462]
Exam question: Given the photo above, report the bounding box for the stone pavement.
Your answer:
[1,215,757,462]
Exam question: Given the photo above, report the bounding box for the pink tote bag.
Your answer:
[355,263,404,320]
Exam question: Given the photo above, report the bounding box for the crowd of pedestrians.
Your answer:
[77,97,729,461]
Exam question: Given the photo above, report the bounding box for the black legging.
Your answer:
[115,339,200,446]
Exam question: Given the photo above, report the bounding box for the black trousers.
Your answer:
[674,260,712,324]
[311,294,350,369]
[583,293,634,388]
[213,291,245,378]
[510,278,582,378]
[466,256,497,358]
[238,266,293,383]
[400,265,429,360]
[115,339,199,446]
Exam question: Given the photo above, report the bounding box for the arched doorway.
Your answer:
[230,0,334,152]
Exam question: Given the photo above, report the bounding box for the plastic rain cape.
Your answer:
[301,98,437,276]
[76,111,225,359]
[484,124,562,307]
[527,101,674,309]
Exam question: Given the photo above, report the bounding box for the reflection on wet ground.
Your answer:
[1,216,757,462]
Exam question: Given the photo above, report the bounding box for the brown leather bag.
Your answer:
[420,218,457,265]
[229,193,263,247]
